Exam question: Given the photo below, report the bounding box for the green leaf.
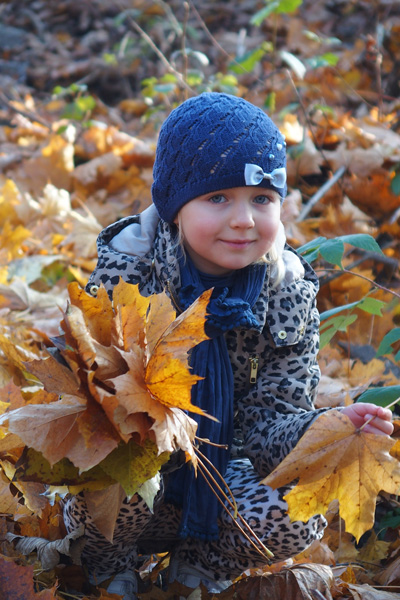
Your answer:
[141,77,158,87]
[339,233,383,255]
[357,297,386,316]
[102,52,118,65]
[217,74,238,87]
[376,328,400,357]
[250,0,302,25]
[278,102,300,118]
[160,73,178,83]
[320,297,386,323]
[320,300,361,322]
[154,83,176,94]
[298,234,382,266]
[251,2,280,25]
[186,70,204,87]
[312,104,335,117]
[75,96,96,112]
[297,236,327,255]
[274,0,303,12]
[307,53,339,69]
[319,238,345,268]
[264,92,276,112]
[357,385,400,408]
[297,236,327,264]
[229,43,272,74]
[319,314,358,348]
[391,173,400,196]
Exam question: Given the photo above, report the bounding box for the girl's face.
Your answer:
[175,186,281,275]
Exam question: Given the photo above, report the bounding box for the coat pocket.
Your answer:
[265,280,314,347]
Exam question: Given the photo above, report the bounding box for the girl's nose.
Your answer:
[230,201,255,228]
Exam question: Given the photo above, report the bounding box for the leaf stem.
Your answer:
[195,447,274,560]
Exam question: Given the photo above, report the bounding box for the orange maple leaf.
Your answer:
[263,409,400,542]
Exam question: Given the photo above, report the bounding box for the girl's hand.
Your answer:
[342,403,394,436]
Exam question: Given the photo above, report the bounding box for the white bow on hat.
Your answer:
[244,163,286,188]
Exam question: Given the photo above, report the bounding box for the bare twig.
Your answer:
[0,91,51,129]
[315,267,400,301]
[117,4,193,94]
[181,1,190,101]
[296,166,347,222]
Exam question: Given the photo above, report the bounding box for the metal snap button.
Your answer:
[278,330,287,340]
[89,284,99,296]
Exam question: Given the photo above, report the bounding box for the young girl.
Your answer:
[63,92,393,599]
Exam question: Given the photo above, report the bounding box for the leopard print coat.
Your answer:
[85,204,325,477]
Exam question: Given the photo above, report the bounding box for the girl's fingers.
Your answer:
[363,415,394,436]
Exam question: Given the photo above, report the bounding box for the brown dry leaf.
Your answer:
[24,353,80,397]
[72,151,123,195]
[343,171,400,220]
[218,563,337,600]
[293,539,336,566]
[83,483,126,542]
[6,524,86,570]
[263,410,400,542]
[345,582,400,599]
[0,554,59,599]
[1,397,120,470]
[376,554,400,586]
[14,131,75,193]
[0,469,24,515]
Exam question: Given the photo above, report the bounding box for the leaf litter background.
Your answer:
[1,0,400,598]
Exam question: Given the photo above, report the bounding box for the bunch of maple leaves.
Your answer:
[0,279,215,532]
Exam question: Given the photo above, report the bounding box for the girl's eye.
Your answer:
[208,194,226,204]
[253,195,272,205]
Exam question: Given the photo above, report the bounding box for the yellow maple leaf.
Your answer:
[67,281,114,346]
[0,221,32,261]
[263,409,400,542]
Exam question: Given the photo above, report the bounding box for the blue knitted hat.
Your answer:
[151,92,287,223]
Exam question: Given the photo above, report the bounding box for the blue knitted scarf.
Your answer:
[165,255,267,540]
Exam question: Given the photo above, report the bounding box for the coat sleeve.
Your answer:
[236,270,327,478]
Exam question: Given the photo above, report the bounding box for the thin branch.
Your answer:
[181,1,190,101]
[189,0,236,63]
[119,7,193,94]
[315,267,400,301]
[296,165,347,222]
[0,91,51,129]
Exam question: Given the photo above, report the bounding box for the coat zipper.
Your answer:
[166,279,182,314]
[249,355,259,385]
